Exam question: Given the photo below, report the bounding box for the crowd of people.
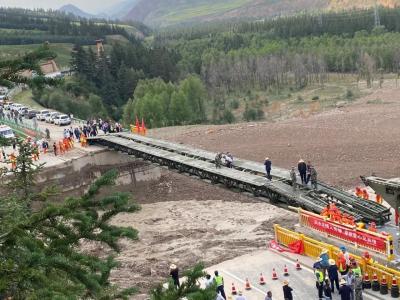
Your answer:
[82,118,123,137]
[215,152,234,169]
[313,246,367,300]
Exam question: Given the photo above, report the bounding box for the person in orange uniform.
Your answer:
[368,221,377,233]
[9,152,17,170]
[59,140,65,154]
[362,189,369,200]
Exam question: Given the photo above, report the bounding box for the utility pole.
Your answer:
[374,0,380,27]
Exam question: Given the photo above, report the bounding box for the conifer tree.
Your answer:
[0,139,140,299]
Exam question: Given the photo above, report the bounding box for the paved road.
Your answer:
[204,249,388,300]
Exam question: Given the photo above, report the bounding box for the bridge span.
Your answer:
[88,132,391,225]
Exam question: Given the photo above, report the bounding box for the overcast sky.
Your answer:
[0,0,121,13]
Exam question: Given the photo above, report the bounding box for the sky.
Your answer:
[0,0,121,13]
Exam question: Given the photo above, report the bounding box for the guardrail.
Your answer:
[297,208,393,260]
[0,116,44,139]
[274,224,400,288]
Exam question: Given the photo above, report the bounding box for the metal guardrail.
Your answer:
[274,224,400,288]
[0,116,44,138]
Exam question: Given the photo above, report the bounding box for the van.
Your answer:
[0,125,15,139]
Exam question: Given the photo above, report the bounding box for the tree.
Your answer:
[151,263,216,300]
[0,139,140,299]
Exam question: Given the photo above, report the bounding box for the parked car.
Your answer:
[37,109,50,121]
[25,109,39,119]
[19,107,29,116]
[54,114,71,126]
[0,125,15,139]
[17,106,28,113]
[4,102,13,110]
[46,112,60,123]
[10,103,22,111]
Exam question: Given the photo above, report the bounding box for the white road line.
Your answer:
[221,269,267,296]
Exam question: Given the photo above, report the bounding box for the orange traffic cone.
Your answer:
[295,259,301,270]
[363,272,371,289]
[245,278,251,290]
[392,276,399,297]
[380,275,388,295]
[259,273,266,285]
[372,272,380,291]
[272,268,278,280]
[231,283,237,295]
[283,265,289,276]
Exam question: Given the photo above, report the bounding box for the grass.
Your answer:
[0,43,73,68]
[12,90,43,109]
[147,0,251,25]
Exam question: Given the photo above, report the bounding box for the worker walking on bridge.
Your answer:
[298,159,307,184]
[264,157,272,180]
[215,152,222,169]
[310,165,318,190]
[290,167,297,191]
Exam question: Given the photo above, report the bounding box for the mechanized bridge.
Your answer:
[88,132,391,225]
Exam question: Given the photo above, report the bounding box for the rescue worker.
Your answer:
[354,272,363,300]
[169,264,180,288]
[351,261,362,277]
[344,268,355,300]
[368,222,377,233]
[328,259,339,293]
[323,278,333,299]
[306,160,312,184]
[290,167,297,191]
[9,152,16,170]
[214,270,226,300]
[337,252,348,276]
[215,152,222,169]
[298,159,307,184]
[319,249,330,279]
[362,251,373,265]
[235,291,247,300]
[310,165,318,190]
[315,268,325,299]
[264,157,272,180]
[53,142,57,156]
[282,280,293,300]
[339,278,352,300]
[340,246,350,266]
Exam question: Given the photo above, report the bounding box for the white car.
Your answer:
[4,102,13,110]
[46,112,59,123]
[0,125,15,139]
[37,109,50,121]
[17,106,28,113]
[54,114,71,126]
[10,103,22,111]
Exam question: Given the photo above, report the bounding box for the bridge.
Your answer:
[88,132,391,225]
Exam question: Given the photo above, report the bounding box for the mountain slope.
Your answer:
[99,0,140,19]
[123,0,400,27]
[59,4,95,18]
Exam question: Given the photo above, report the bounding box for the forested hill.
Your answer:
[0,7,150,45]
[122,0,400,27]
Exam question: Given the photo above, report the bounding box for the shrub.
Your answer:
[222,109,235,123]
[345,89,354,99]
[312,95,319,101]
[230,99,240,109]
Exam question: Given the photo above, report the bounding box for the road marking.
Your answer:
[221,269,267,296]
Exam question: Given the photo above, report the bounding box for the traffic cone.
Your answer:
[380,275,388,295]
[295,259,301,270]
[391,276,399,298]
[259,273,266,285]
[283,265,289,276]
[272,268,278,280]
[372,273,380,291]
[245,278,251,290]
[363,272,371,289]
[231,283,237,295]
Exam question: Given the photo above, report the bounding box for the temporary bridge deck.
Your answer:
[88,133,391,225]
